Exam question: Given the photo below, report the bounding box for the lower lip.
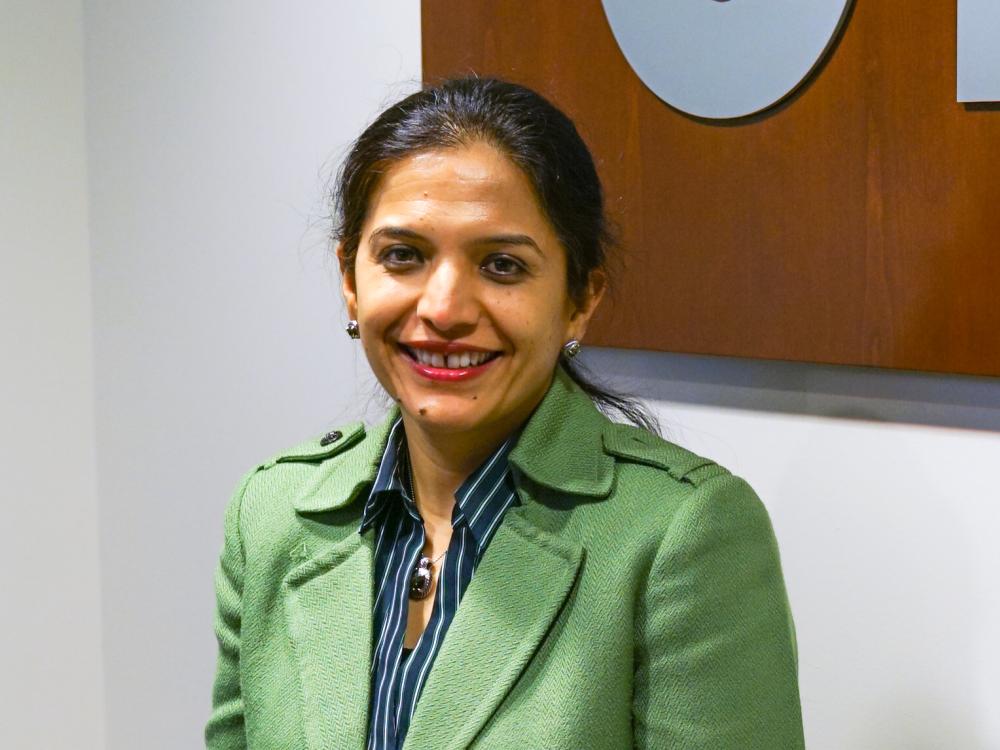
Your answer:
[403,350,501,382]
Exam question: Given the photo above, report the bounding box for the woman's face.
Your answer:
[340,140,604,440]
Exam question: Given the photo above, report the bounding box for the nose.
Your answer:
[415,259,479,336]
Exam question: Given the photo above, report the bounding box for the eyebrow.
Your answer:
[368,226,542,255]
[368,226,427,244]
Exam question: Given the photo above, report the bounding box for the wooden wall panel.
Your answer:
[422,1,1000,377]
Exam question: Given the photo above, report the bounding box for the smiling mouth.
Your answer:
[400,345,502,370]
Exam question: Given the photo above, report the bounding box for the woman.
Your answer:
[206,77,804,749]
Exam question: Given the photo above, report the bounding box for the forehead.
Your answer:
[363,142,552,233]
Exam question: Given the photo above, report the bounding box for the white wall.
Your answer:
[83,2,419,747]
[4,2,997,748]
[0,0,106,747]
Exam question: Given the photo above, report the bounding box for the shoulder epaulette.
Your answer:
[601,422,727,486]
[259,421,366,470]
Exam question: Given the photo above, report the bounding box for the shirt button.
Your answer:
[319,430,343,447]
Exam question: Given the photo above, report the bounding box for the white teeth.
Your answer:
[409,347,496,368]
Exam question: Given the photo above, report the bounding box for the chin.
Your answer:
[409,407,485,434]
[395,393,490,432]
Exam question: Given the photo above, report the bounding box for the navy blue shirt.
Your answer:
[359,418,521,750]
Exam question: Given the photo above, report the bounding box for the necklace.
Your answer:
[406,458,448,601]
[409,548,447,600]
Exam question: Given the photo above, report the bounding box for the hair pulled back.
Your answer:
[332,76,658,434]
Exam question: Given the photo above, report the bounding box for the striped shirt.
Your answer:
[359,418,521,750]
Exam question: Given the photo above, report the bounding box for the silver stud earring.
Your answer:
[562,339,581,358]
[345,320,360,339]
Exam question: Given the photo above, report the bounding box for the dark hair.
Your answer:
[332,76,658,434]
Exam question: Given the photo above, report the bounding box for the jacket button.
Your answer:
[319,430,343,447]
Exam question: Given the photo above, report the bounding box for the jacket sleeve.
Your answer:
[205,472,255,750]
[633,473,805,749]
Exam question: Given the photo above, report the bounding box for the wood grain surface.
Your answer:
[422,1,1000,377]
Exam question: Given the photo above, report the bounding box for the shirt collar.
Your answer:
[453,431,521,547]
[358,417,416,534]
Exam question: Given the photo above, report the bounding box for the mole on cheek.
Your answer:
[419,407,427,416]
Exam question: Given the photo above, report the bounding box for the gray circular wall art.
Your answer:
[601,0,854,119]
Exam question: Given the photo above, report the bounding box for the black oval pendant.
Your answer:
[409,557,432,600]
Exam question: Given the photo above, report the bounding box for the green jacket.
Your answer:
[206,368,804,749]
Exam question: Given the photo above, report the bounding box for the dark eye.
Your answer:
[379,245,422,268]
[482,254,526,279]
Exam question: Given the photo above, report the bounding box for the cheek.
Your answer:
[355,271,408,325]
[501,294,572,357]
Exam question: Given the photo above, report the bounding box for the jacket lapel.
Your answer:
[280,410,399,749]
[283,532,375,749]
[403,505,584,749]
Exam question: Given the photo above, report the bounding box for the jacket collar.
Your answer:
[508,366,615,497]
[289,366,615,514]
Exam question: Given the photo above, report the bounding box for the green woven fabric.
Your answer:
[206,368,804,749]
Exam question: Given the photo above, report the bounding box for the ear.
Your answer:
[336,243,358,320]
[567,269,607,342]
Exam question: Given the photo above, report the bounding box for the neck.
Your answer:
[400,416,514,531]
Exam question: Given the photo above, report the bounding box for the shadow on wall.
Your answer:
[582,347,1000,433]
